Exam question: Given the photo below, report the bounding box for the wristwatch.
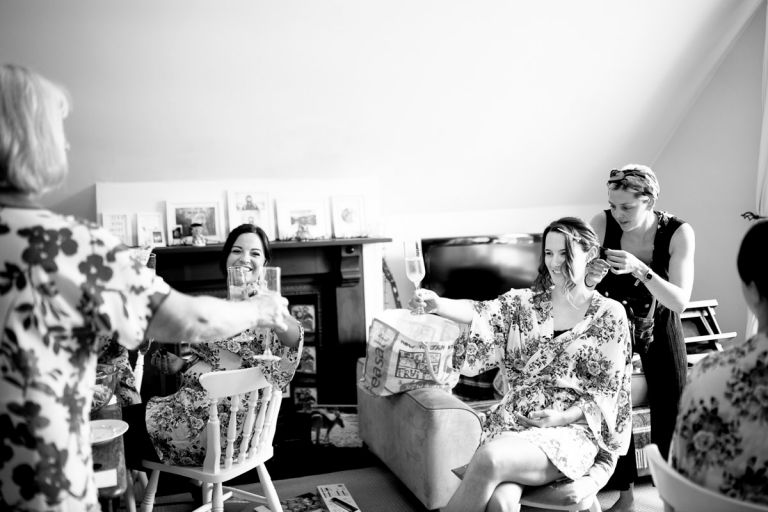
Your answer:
[637,268,653,284]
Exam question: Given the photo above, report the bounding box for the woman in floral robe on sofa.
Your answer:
[411,217,633,512]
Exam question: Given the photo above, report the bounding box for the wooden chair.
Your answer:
[140,367,283,512]
[645,443,768,512]
[517,455,610,512]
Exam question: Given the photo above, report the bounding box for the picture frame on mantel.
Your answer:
[226,190,274,239]
[136,212,166,247]
[331,195,366,238]
[100,212,134,246]
[165,201,223,244]
[275,199,330,241]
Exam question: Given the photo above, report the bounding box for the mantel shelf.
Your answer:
[153,237,391,255]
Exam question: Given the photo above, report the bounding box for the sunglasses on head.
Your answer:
[609,168,646,181]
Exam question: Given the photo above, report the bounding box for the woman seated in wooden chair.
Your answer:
[122,224,303,467]
[669,220,768,506]
[410,217,633,512]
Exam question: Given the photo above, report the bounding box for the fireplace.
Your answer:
[148,237,390,407]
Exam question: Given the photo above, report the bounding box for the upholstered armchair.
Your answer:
[356,358,623,511]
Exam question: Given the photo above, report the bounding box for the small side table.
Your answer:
[91,403,136,512]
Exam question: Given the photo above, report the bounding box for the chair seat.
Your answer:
[521,477,599,510]
[141,446,272,484]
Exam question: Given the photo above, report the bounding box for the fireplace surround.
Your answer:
[148,237,390,407]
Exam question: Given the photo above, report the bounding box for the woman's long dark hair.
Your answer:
[219,224,272,274]
[533,217,600,293]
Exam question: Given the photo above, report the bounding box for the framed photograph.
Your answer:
[297,346,317,374]
[276,199,330,241]
[101,212,134,246]
[282,384,291,399]
[294,386,318,411]
[226,190,275,239]
[290,304,316,333]
[331,195,366,238]
[136,212,166,247]
[165,201,223,244]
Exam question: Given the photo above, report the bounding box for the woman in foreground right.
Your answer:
[410,217,633,512]
[670,220,768,505]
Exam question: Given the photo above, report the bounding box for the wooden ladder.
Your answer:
[681,299,737,366]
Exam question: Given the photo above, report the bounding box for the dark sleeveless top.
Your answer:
[596,209,684,320]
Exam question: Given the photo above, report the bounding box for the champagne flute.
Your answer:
[252,266,282,362]
[227,266,250,301]
[226,266,252,344]
[404,240,426,315]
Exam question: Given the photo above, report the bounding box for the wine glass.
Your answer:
[404,240,426,315]
[252,266,282,362]
[226,266,253,345]
[227,266,250,301]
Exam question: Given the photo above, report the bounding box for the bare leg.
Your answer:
[604,485,635,512]
[487,483,523,512]
[443,435,562,512]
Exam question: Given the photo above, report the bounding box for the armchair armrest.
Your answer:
[356,358,482,510]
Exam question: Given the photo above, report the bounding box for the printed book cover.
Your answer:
[317,483,360,512]
[277,491,324,512]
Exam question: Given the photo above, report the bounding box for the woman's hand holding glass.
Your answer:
[404,240,427,315]
[409,288,440,315]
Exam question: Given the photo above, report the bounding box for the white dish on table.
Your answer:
[89,419,129,445]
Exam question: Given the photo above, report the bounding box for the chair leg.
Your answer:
[256,464,282,511]
[202,482,213,505]
[586,495,602,512]
[212,483,224,512]
[139,470,160,512]
[124,471,137,512]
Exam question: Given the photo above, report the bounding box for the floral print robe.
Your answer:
[456,288,633,479]
[145,328,303,466]
[671,333,768,505]
[0,206,170,511]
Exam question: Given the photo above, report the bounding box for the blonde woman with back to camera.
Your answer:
[0,64,292,511]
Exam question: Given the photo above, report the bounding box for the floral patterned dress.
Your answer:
[0,206,170,511]
[670,333,768,504]
[456,288,633,479]
[145,328,303,466]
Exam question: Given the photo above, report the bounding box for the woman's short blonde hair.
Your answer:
[0,64,70,196]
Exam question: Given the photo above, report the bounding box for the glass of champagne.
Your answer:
[226,266,252,344]
[404,240,426,315]
[227,266,250,301]
[252,266,282,362]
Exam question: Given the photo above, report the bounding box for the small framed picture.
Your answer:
[276,199,330,241]
[282,384,291,399]
[101,212,134,246]
[297,346,317,374]
[294,386,318,411]
[165,201,223,244]
[331,195,366,238]
[136,212,166,247]
[290,304,316,333]
[226,190,275,239]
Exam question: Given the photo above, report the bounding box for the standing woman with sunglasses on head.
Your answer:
[588,164,695,512]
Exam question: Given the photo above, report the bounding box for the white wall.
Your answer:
[654,4,765,337]
[0,1,757,219]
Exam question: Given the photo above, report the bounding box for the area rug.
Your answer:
[139,468,665,512]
